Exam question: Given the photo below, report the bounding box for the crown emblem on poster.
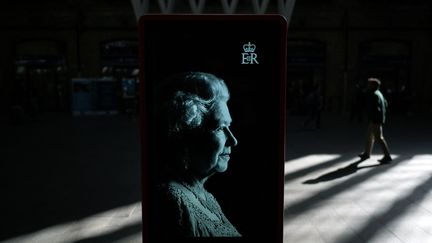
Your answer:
[243,42,256,53]
[241,41,259,64]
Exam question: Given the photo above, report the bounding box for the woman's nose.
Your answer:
[225,127,238,146]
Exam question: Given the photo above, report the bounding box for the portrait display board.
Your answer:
[139,15,287,243]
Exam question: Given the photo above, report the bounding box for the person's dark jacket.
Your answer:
[366,89,388,124]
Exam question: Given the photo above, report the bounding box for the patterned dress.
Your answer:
[152,180,241,238]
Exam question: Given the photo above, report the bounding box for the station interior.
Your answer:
[2,1,432,242]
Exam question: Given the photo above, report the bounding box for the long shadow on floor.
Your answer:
[335,172,432,243]
[284,155,411,221]
[302,159,382,184]
[285,155,353,183]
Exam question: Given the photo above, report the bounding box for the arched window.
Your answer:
[100,39,139,115]
[287,39,326,115]
[358,40,412,114]
[100,39,138,72]
[14,40,68,113]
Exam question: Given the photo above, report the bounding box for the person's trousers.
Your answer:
[364,122,391,156]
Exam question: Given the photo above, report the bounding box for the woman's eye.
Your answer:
[213,126,226,132]
[215,126,224,132]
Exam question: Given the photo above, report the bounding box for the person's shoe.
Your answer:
[378,156,393,164]
[358,153,370,161]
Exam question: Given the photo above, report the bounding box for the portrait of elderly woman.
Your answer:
[150,71,241,238]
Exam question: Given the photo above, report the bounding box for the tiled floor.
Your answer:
[284,114,432,243]
[1,114,142,243]
[284,154,432,243]
[3,203,142,243]
[2,113,432,242]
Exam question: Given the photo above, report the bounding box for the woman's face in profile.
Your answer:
[188,101,238,178]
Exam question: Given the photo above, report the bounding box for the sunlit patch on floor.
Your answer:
[284,154,432,243]
[285,154,341,175]
[3,202,142,243]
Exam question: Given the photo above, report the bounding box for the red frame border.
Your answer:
[138,14,287,243]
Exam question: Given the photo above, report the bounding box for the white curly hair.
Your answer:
[163,72,230,135]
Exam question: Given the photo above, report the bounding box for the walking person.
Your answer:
[358,77,392,163]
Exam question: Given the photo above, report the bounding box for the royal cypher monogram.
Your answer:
[241,42,259,64]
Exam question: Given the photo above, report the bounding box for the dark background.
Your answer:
[140,16,285,242]
[2,1,432,242]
